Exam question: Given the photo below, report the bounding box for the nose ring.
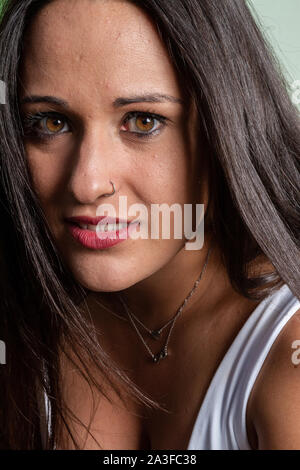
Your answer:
[103,180,116,197]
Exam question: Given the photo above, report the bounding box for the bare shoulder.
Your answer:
[247,307,300,449]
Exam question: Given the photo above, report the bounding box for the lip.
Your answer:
[64,215,139,250]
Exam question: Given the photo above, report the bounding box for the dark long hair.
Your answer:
[0,0,299,450]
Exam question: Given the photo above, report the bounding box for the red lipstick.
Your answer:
[65,215,139,250]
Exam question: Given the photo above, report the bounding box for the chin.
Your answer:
[69,266,138,293]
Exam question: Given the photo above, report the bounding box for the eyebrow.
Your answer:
[20,93,184,108]
[113,93,184,107]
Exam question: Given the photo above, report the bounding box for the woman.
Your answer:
[0,0,299,450]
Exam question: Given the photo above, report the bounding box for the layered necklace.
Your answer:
[95,246,212,364]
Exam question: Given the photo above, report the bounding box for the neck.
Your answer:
[88,234,232,329]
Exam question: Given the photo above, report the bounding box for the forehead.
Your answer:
[19,0,182,104]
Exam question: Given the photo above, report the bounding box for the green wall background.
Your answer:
[250,0,300,81]
[250,0,300,109]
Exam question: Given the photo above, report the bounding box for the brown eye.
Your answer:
[45,117,64,133]
[121,112,167,137]
[135,116,155,132]
[21,111,71,141]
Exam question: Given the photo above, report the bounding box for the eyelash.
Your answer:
[21,110,168,142]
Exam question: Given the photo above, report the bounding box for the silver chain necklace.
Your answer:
[117,246,212,364]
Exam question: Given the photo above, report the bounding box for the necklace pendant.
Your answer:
[151,329,161,340]
[153,349,168,363]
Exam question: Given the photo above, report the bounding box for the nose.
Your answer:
[67,126,117,204]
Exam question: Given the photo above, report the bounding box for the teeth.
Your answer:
[78,222,128,232]
[97,223,128,232]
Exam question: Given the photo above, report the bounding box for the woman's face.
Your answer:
[19,0,208,292]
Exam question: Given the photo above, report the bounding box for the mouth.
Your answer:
[65,215,134,232]
[70,221,130,233]
[64,215,140,249]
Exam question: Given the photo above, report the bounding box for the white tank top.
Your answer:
[187,282,300,449]
[39,283,300,450]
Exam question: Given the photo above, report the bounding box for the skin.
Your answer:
[18,0,300,450]
[19,0,215,325]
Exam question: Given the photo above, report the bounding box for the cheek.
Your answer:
[25,145,69,239]
[134,149,191,207]
[25,144,67,202]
